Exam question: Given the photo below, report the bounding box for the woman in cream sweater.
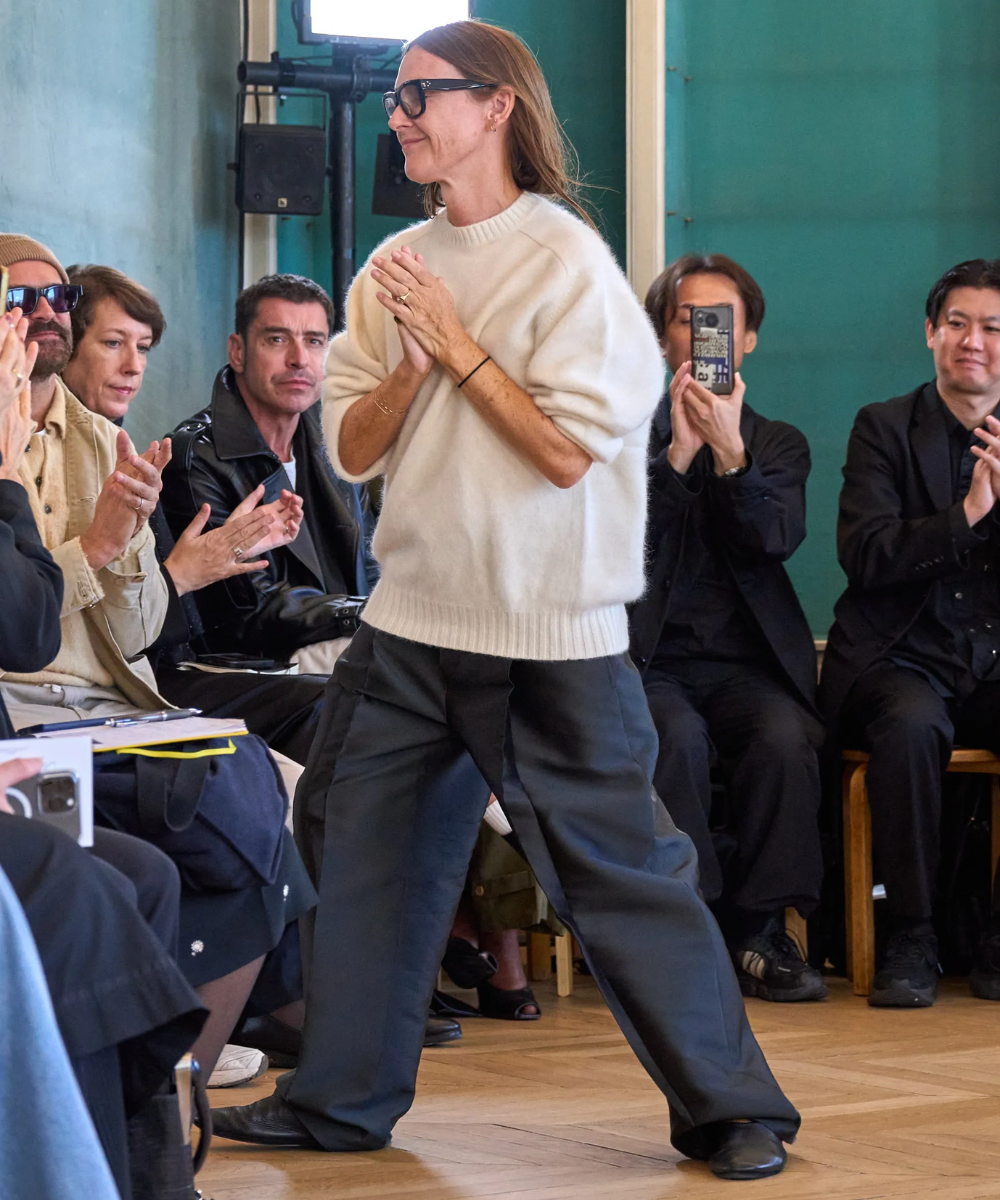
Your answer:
[214,19,798,1179]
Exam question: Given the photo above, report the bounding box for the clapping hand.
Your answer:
[80,430,160,570]
[113,436,172,532]
[0,308,37,418]
[162,485,303,596]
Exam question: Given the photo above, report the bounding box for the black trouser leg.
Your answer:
[643,675,721,901]
[279,632,488,1149]
[699,667,824,915]
[70,1046,131,1200]
[90,829,181,958]
[281,630,798,1158]
[951,680,1000,920]
[842,663,954,920]
[156,666,329,764]
[491,655,799,1158]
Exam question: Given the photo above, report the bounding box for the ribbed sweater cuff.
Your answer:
[362,581,629,662]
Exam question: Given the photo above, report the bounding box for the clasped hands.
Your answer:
[666,359,748,477]
[370,245,470,381]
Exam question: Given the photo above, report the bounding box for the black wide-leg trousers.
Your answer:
[280,626,799,1157]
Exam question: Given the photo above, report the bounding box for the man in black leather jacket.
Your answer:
[630,255,825,1003]
[160,273,376,673]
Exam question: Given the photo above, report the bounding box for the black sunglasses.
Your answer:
[5,284,83,315]
[382,78,491,120]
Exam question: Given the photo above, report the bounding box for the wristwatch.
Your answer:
[721,463,750,478]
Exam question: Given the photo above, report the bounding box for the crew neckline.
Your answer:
[436,191,541,247]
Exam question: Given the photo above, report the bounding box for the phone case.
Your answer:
[691,305,734,395]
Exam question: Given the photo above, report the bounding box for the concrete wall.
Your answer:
[0,1,241,450]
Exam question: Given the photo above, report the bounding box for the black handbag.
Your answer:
[93,734,287,892]
[127,1054,212,1200]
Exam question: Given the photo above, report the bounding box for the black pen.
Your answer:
[20,708,203,735]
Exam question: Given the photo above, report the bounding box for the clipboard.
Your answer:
[33,716,248,754]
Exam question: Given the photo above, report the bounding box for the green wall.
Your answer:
[275,2,627,286]
[0,1,241,451]
[665,0,1000,634]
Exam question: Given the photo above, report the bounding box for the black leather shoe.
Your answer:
[424,1014,462,1046]
[235,1014,301,1068]
[709,1121,787,1180]
[210,1091,323,1149]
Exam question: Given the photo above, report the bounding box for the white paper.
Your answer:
[0,735,94,847]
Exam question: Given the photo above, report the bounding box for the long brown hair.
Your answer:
[409,20,594,228]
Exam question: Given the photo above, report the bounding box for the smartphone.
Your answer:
[5,770,82,842]
[691,304,734,395]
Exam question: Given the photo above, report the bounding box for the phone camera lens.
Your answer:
[704,313,719,328]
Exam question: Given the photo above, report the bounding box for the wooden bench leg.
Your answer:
[992,777,1000,883]
[843,762,875,996]
[528,932,552,982]
[555,932,573,997]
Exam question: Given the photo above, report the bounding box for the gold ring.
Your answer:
[397,289,411,304]
[133,496,143,511]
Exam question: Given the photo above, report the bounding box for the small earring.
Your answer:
[487,120,497,133]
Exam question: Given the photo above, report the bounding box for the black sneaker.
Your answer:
[969,930,1000,1000]
[868,929,939,1008]
[732,917,828,1002]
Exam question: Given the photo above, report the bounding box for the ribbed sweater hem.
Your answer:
[361,580,630,662]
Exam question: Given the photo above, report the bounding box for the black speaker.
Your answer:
[237,124,326,215]
[371,133,425,219]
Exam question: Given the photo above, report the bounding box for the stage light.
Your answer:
[297,0,469,47]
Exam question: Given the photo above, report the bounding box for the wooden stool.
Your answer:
[528,931,575,997]
[842,747,1000,996]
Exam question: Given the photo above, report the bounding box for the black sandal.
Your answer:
[442,937,498,989]
[476,980,542,1021]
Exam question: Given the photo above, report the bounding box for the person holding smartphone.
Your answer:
[212,21,798,1180]
[630,255,825,1003]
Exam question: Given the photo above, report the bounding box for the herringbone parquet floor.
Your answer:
[203,976,1000,1199]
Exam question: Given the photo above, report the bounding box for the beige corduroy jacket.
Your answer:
[4,381,169,709]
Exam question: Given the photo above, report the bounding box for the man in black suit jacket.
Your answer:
[822,258,1000,1008]
[630,255,825,1003]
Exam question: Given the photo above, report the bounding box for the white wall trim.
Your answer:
[242,0,278,287]
[625,0,665,301]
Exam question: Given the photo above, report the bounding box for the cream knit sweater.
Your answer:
[323,192,664,661]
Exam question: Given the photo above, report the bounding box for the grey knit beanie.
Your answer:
[0,233,69,283]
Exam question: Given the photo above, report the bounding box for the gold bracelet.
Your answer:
[372,390,407,417]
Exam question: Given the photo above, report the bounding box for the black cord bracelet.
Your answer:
[457,355,492,389]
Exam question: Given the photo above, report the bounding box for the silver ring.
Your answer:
[233,546,244,560]
[397,289,411,304]
[12,370,23,391]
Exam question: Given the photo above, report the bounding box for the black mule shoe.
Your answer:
[441,937,498,989]
[708,1121,786,1180]
[476,980,541,1020]
[210,1092,323,1149]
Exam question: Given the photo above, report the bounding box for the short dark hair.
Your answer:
[65,263,166,352]
[235,274,334,341]
[925,259,1000,326]
[644,254,766,342]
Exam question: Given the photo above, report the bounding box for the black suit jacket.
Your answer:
[818,381,992,721]
[160,368,377,657]
[628,398,818,711]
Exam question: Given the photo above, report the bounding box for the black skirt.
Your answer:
[178,827,317,987]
